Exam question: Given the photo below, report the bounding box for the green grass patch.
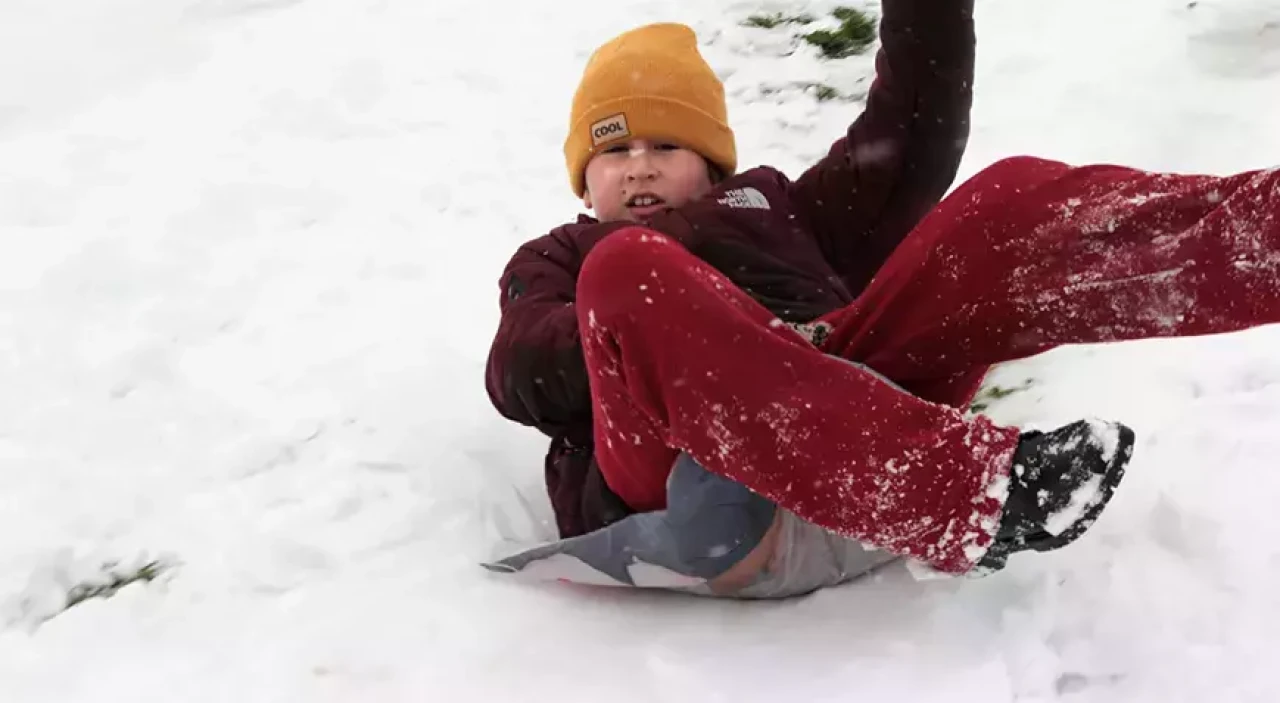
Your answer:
[802,6,877,59]
[811,83,841,101]
[743,12,816,29]
[969,379,1036,414]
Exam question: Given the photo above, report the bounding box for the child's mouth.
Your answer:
[626,193,666,215]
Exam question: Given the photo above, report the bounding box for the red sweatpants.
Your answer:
[576,156,1280,573]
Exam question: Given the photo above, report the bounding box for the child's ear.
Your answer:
[582,189,594,210]
[706,159,724,185]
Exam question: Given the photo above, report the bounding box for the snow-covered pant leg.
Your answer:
[818,157,1280,377]
[576,227,1021,575]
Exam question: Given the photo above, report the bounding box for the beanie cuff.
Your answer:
[564,95,737,197]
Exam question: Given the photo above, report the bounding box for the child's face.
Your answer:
[582,139,714,222]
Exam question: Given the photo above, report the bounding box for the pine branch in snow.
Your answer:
[2,552,178,630]
[64,558,172,611]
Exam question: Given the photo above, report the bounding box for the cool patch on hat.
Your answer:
[590,113,630,146]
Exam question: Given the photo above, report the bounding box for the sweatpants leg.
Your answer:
[818,156,1280,378]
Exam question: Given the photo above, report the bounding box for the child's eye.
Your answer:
[655,143,680,151]
[602,145,629,154]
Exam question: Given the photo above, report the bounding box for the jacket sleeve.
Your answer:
[485,228,594,442]
[484,220,642,440]
[791,0,976,293]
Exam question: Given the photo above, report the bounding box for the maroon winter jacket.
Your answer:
[486,0,976,538]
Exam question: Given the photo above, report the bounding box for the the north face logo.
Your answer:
[717,187,770,210]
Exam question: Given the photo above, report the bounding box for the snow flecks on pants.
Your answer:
[704,402,747,463]
[991,166,1280,348]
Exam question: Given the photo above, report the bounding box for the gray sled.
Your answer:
[483,454,901,599]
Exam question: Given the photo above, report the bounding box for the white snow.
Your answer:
[1043,475,1104,538]
[2,0,1280,700]
[1086,417,1123,463]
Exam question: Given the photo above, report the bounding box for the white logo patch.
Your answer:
[590,113,630,146]
[717,187,771,210]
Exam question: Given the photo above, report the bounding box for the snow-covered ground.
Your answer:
[2,0,1279,699]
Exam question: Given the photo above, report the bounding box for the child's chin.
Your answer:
[627,205,667,219]
[602,210,640,223]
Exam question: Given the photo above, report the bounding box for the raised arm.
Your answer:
[792,0,976,292]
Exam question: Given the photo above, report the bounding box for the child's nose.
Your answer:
[624,150,659,180]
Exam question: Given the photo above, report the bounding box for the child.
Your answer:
[485,1,1280,591]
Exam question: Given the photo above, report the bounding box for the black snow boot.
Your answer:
[978,419,1136,572]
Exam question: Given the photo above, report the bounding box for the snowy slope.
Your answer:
[1,0,1279,700]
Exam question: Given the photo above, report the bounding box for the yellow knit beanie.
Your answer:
[565,23,737,196]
